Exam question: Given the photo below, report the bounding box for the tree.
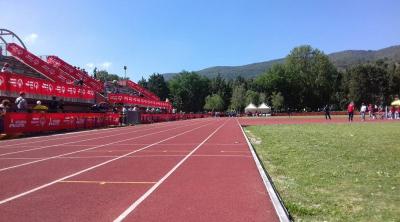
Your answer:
[245,90,260,105]
[345,64,389,105]
[210,74,232,110]
[285,45,339,110]
[259,93,267,104]
[138,77,148,89]
[168,71,210,112]
[271,92,284,112]
[204,94,224,111]
[230,84,246,111]
[95,70,121,81]
[147,73,169,100]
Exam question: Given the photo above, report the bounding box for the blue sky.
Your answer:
[2,0,400,81]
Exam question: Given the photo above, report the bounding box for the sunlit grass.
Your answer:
[246,122,400,221]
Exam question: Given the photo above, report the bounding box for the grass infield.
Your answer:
[246,122,400,221]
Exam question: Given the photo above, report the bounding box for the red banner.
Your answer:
[0,72,95,100]
[6,43,75,84]
[3,112,120,134]
[108,93,172,109]
[140,113,209,123]
[119,80,160,101]
[47,56,104,92]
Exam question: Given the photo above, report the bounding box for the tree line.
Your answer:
[106,45,400,112]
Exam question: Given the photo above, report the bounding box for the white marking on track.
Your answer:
[113,120,227,222]
[0,121,206,172]
[0,121,214,205]
[237,118,290,222]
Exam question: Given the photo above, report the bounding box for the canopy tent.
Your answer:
[257,103,271,114]
[391,100,400,106]
[244,103,257,113]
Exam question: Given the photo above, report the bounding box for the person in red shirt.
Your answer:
[368,104,373,118]
[347,101,355,122]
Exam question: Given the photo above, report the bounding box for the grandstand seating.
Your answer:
[6,43,76,84]
[0,56,45,79]
[1,37,172,111]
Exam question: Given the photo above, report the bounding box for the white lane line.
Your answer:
[0,120,208,172]
[237,119,290,222]
[0,117,202,148]
[0,126,133,148]
[113,120,227,222]
[0,116,189,146]
[0,120,191,156]
[0,119,183,149]
[0,121,214,205]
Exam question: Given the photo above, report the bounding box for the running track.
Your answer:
[0,118,280,222]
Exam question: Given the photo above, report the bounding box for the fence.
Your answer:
[2,112,120,134]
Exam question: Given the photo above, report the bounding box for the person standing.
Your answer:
[323,104,331,120]
[347,101,355,122]
[32,101,48,113]
[360,103,367,121]
[368,104,373,118]
[0,99,11,133]
[49,96,59,113]
[15,92,28,112]
[58,99,65,113]
[1,63,12,73]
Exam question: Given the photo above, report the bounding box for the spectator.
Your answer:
[58,99,65,113]
[368,104,373,118]
[323,104,331,120]
[32,101,48,113]
[48,96,59,113]
[0,99,11,133]
[15,92,28,112]
[347,101,355,122]
[1,63,12,73]
[122,106,128,125]
[360,103,367,121]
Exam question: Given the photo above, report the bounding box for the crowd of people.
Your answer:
[346,101,400,122]
[6,92,65,114]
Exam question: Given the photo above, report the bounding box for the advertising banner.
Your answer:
[3,112,120,134]
[108,93,172,109]
[0,72,95,100]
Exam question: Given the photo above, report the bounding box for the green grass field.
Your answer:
[245,122,400,222]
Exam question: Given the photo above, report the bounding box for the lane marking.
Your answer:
[220,150,248,153]
[0,154,252,160]
[114,143,245,146]
[0,119,199,156]
[0,117,202,149]
[59,180,156,185]
[113,120,227,222]
[0,120,208,172]
[236,118,291,222]
[0,121,215,205]
[0,119,181,147]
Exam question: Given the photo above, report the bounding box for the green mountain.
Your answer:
[163,45,400,80]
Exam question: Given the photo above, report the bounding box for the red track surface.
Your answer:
[0,118,279,222]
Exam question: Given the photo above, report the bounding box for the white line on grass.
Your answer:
[113,120,227,222]
[0,121,214,205]
[0,120,209,172]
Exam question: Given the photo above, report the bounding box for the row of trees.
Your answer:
[105,45,400,112]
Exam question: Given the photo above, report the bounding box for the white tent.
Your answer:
[257,103,271,114]
[245,103,257,113]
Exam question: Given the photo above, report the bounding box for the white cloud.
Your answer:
[100,62,112,70]
[85,63,95,69]
[24,33,38,44]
